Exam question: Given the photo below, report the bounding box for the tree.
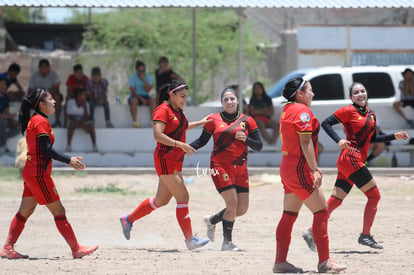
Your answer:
[80,8,270,103]
[1,8,46,23]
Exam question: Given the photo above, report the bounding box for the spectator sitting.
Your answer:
[229,84,249,114]
[154,56,182,104]
[128,60,156,128]
[66,89,98,152]
[87,67,113,128]
[0,77,19,153]
[393,68,414,128]
[248,82,279,144]
[0,63,25,102]
[66,64,89,99]
[29,59,62,128]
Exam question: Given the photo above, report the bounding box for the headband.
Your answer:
[33,90,45,109]
[290,79,306,99]
[168,84,187,95]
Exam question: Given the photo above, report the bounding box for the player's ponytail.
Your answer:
[19,89,47,135]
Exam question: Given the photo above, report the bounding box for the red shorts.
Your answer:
[22,167,60,205]
[336,149,364,178]
[210,161,249,192]
[154,153,183,176]
[253,115,271,124]
[280,156,315,200]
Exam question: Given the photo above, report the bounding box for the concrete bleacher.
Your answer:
[2,103,414,168]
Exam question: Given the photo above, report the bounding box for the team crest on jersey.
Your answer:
[173,116,178,120]
[240,122,246,129]
[222,173,229,181]
[300,113,310,122]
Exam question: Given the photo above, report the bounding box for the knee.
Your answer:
[155,198,170,207]
[236,205,248,217]
[365,187,381,202]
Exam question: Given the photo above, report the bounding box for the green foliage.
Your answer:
[0,166,21,181]
[81,8,268,102]
[2,8,46,23]
[75,183,136,195]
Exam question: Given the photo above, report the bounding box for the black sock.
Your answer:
[210,208,226,225]
[222,219,234,243]
[366,153,376,162]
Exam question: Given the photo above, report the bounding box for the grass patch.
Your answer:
[0,166,22,181]
[75,183,136,195]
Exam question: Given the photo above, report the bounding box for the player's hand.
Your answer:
[394,131,408,140]
[69,156,86,171]
[312,168,323,188]
[178,142,196,156]
[338,139,351,150]
[235,131,247,142]
[198,114,213,126]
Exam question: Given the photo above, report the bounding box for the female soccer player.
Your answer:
[120,80,210,250]
[302,82,408,251]
[190,87,263,251]
[0,89,98,259]
[274,78,345,273]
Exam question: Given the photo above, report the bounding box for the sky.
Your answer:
[43,7,112,23]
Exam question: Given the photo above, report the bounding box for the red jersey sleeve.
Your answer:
[35,119,51,137]
[247,116,258,133]
[333,105,350,124]
[152,105,169,125]
[295,107,314,133]
[203,114,215,134]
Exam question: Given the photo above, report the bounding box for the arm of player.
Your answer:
[153,122,195,156]
[189,129,212,150]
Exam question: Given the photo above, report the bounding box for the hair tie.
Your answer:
[168,84,187,95]
[33,90,45,109]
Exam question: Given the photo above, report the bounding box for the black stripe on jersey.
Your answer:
[167,107,188,141]
[35,137,53,203]
[349,148,362,171]
[232,151,247,166]
[158,145,169,175]
[214,116,250,156]
[296,156,313,194]
[353,110,376,150]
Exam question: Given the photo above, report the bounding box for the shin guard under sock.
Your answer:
[362,187,381,235]
[222,219,234,243]
[327,196,343,217]
[176,202,193,241]
[4,212,27,247]
[54,215,79,251]
[275,211,298,263]
[312,208,329,264]
[210,208,226,225]
[129,197,158,223]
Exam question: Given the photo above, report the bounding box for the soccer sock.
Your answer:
[210,208,226,225]
[54,215,79,251]
[327,195,343,217]
[275,211,298,264]
[4,212,27,248]
[128,197,158,223]
[222,219,235,243]
[362,187,381,235]
[176,202,193,241]
[312,208,330,264]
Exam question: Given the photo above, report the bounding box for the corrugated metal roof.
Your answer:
[1,0,413,8]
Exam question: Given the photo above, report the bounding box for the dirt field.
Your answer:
[0,169,413,275]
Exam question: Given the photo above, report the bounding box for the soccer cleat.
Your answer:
[358,234,383,249]
[273,261,303,273]
[72,245,98,259]
[318,258,346,273]
[203,215,216,242]
[221,241,241,252]
[185,236,209,251]
[120,215,133,240]
[302,228,316,252]
[0,246,28,259]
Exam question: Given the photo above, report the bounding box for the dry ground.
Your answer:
[0,170,413,275]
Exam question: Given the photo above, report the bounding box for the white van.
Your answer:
[268,65,414,130]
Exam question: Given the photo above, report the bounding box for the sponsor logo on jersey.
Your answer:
[300,113,310,122]
[222,173,229,181]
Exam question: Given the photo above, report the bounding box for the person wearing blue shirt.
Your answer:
[128,60,155,128]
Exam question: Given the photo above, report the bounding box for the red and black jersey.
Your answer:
[25,113,54,173]
[204,112,258,165]
[333,104,376,160]
[153,102,188,163]
[279,102,320,158]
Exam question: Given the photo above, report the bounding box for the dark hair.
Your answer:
[348,82,365,97]
[135,60,145,69]
[91,66,101,76]
[250,81,271,101]
[220,87,238,101]
[402,68,414,76]
[283,77,306,101]
[158,56,168,64]
[73,64,83,72]
[8,63,21,73]
[19,89,49,135]
[74,88,86,98]
[159,79,188,105]
[38,59,50,67]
